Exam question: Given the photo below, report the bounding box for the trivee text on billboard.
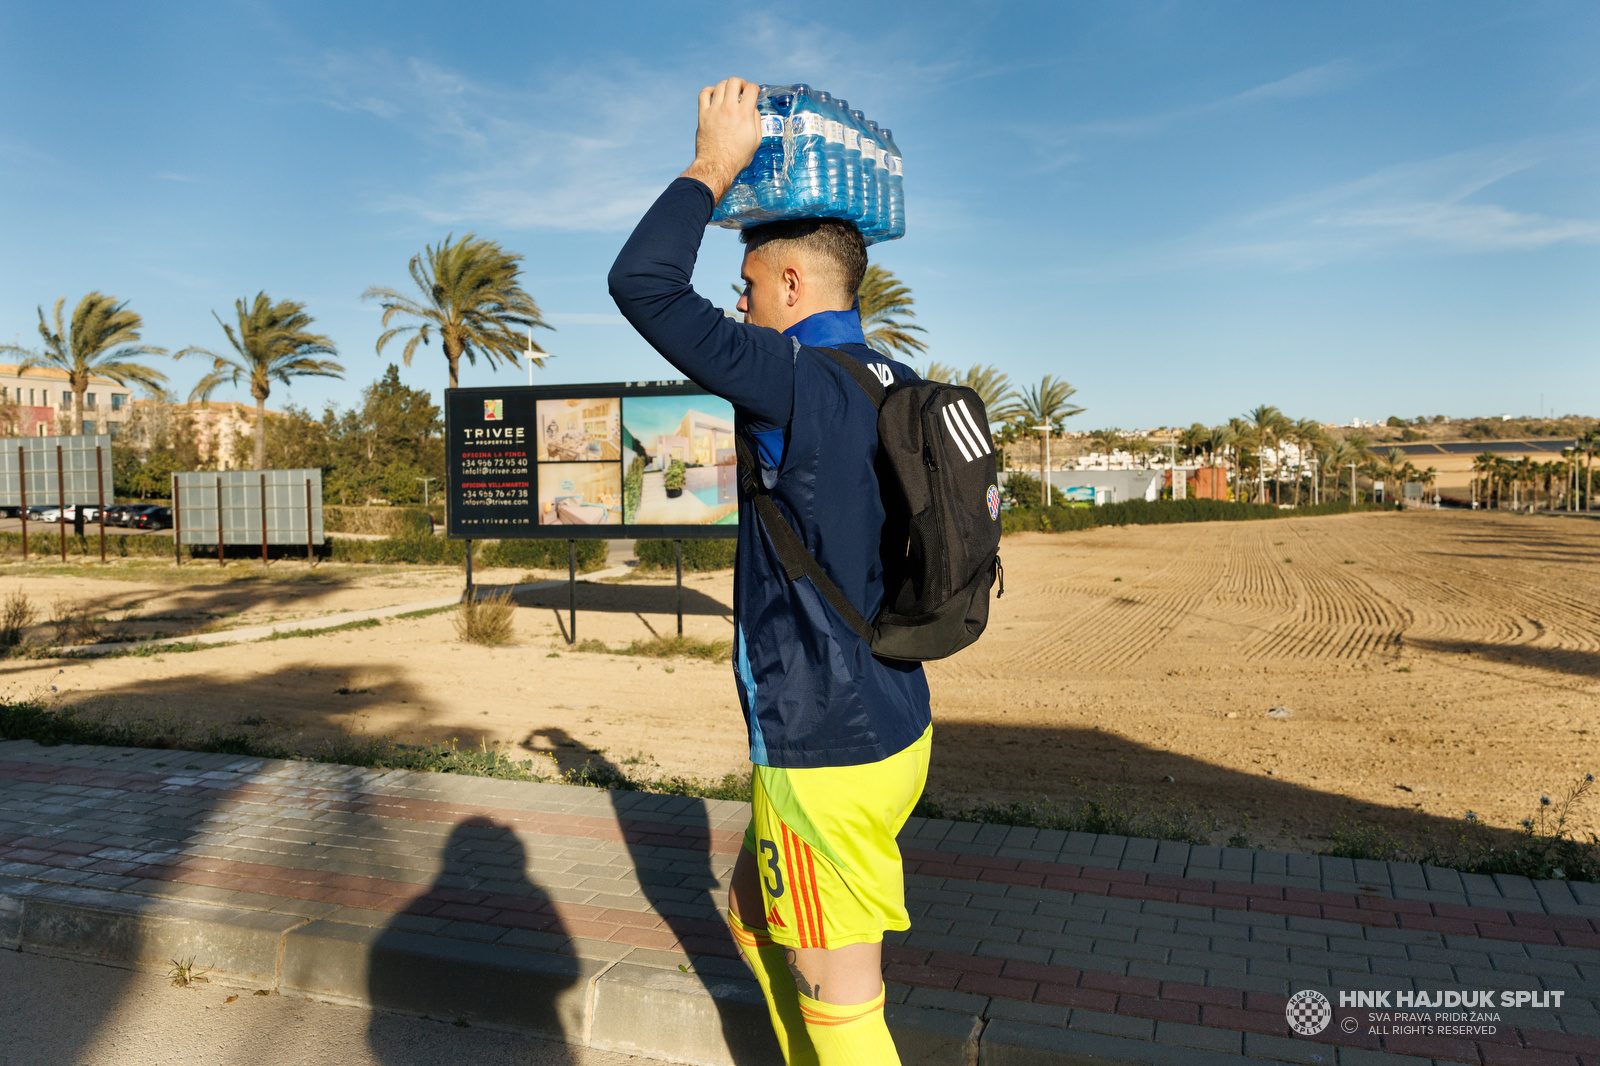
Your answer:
[444,382,739,540]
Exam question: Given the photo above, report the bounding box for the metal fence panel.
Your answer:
[173,468,324,545]
[0,436,114,507]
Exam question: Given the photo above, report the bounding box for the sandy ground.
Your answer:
[2,510,1596,848]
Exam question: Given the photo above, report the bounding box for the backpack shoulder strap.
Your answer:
[734,432,874,645]
[813,346,887,408]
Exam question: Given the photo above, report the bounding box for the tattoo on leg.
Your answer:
[784,948,819,1000]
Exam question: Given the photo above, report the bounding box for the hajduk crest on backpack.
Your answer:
[737,348,1004,662]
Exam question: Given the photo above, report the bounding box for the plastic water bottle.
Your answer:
[785,85,830,213]
[878,127,906,239]
[849,108,876,230]
[813,90,847,217]
[751,88,792,218]
[862,117,891,239]
[836,100,865,221]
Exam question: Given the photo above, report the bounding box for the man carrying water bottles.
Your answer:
[610,78,928,1065]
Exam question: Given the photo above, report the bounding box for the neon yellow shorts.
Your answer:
[741,725,932,949]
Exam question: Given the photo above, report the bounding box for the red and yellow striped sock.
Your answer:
[798,986,899,1065]
[727,909,818,1065]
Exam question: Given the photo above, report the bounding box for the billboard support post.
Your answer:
[304,477,313,564]
[259,474,268,566]
[172,475,182,565]
[463,541,472,600]
[18,447,26,561]
[675,540,683,637]
[96,446,106,564]
[56,444,65,562]
[216,476,224,566]
[567,539,576,643]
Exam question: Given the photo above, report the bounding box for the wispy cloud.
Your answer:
[1061,57,1365,141]
[288,14,983,233]
[1085,138,1600,275]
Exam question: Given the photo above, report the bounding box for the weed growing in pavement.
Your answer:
[454,590,515,646]
[262,618,382,641]
[168,957,209,988]
[913,779,1225,847]
[1321,773,1599,882]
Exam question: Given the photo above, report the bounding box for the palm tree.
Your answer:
[1244,404,1292,503]
[0,293,168,435]
[177,293,344,469]
[1292,418,1327,504]
[856,264,927,359]
[1020,375,1085,431]
[363,233,551,390]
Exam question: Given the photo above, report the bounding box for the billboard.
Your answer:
[445,382,738,539]
[0,435,114,506]
[173,469,324,546]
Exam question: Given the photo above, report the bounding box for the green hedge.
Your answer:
[477,538,607,572]
[323,506,435,536]
[1001,498,1385,535]
[635,538,738,572]
[328,532,465,564]
[0,530,181,559]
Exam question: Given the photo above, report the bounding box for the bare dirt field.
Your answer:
[2,509,1596,849]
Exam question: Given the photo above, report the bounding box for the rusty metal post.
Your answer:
[18,447,27,561]
[96,445,106,563]
[56,444,65,562]
[172,474,182,565]
[216,476,224,566]
[260,473,268,565]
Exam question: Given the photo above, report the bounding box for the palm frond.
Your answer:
[857,264,927,358]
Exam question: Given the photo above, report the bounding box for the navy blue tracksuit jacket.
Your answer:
[609,177,930,769]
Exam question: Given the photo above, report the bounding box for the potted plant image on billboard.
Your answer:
[620,394,736,525]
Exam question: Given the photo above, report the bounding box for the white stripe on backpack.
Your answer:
[955,399,991,455]
[941,405,976,462]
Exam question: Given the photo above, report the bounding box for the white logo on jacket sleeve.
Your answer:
[940,398,992,463]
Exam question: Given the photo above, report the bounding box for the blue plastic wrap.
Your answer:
[710,84,904,244]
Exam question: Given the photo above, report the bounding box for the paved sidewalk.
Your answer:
[0,738,1596,1065]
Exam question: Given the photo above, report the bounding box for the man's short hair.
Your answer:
[741,218,867,302]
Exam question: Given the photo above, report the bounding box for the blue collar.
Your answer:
[782,309,867,349]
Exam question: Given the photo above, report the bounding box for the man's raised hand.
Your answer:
[681,77,761,201]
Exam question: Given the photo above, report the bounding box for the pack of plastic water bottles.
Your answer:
[711,84,905,244]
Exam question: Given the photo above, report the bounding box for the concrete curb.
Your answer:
[50,565,635,657]
[0,878,1005,1065]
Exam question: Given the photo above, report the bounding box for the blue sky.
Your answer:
[1,2,1595,430]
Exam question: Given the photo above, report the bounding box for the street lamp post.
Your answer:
[1034,421,1052,507]
[415,477,436,506]
[1347,462,1358,504]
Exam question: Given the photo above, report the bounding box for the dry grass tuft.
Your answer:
[454,590,515,646]
[0,592,36,647]
[49,597,99,645]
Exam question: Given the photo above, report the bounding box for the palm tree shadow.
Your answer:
[364,816,581,1061]
[529,727,783,1063]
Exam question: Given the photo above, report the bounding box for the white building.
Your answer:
[0,364,132,437]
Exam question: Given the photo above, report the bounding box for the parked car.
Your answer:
[34,507,61,523]
[120,504,161,527]
[102,505,132,526]
[130,507,172,531]
[62,505,99,523]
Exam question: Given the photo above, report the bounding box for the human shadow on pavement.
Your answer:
[365,816,583,1061]
[529,728,782,1064]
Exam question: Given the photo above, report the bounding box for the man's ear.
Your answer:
[783,265,802,307]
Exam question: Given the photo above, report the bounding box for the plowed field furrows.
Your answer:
[924,511,1600,844]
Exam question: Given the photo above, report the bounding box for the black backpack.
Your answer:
[735,347,1004,662]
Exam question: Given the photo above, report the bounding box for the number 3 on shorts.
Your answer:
[758,838,785,897]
